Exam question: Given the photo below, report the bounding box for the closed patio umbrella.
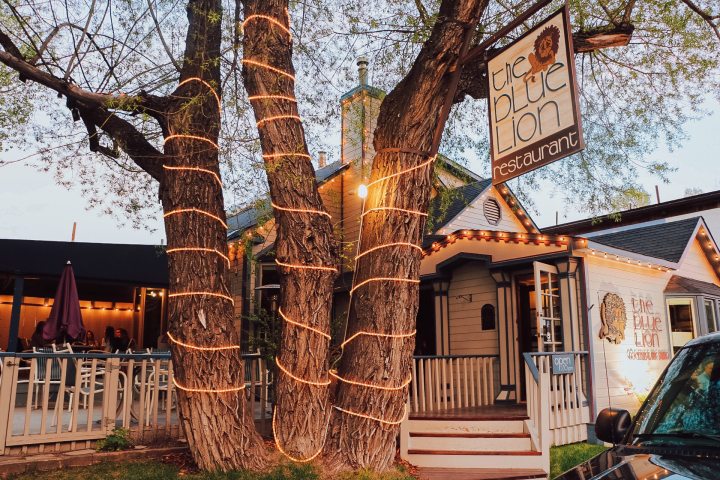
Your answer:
[43,261,85,343]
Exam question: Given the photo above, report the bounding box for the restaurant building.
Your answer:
[0,239,168,351]
[226,60,720,471]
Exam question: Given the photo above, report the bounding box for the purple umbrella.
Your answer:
[43,261,85,343]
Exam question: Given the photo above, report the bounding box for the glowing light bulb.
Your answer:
[358,184,368,199]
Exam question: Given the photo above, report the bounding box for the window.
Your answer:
[705,299,718,333]
[483,198,501,225]
[481,304,496,331]
[667,298,695,354]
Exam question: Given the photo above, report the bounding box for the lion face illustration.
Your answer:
[523,25,561,83]
[599,292,627,344]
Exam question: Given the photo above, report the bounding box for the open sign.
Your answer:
[552,353,575,375]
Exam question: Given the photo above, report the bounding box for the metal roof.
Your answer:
[0,239,168,286]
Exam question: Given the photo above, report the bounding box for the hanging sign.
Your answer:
[487,6,584,185]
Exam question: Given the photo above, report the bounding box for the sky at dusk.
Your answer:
[1,98,718,245]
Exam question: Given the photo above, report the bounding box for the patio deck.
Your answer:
[408,403,528,421]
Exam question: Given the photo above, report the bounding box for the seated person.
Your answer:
[30,321,50,348]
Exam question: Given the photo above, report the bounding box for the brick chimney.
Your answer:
[340,57,384,166]
[318,151,327,168]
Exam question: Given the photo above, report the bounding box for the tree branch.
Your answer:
[454,23,634,103]
[682,0,720,41]
[0,31,167,113]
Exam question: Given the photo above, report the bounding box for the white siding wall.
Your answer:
[583,254,672,414]
[440,186,528,234]
[448,262,499,355]
[675,239,720,286]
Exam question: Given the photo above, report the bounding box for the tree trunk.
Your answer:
[324,0,488,471]
[242,0,338,461]
[160,0,266,470]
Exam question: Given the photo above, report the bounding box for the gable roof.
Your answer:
[591,217,700,263]
[665,275,720,296]
[428,179,492,231]
[0,239,168,286]
[226,160,349,240]
[543,190,720,236]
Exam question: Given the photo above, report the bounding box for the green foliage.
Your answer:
[550,442,608,478]
[246,308,280,364]
[95,428,133,452]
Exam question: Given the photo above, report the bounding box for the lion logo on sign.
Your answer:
[523,24,561,83]
[599,292,627,344]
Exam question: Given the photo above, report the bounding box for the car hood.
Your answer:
[555,448,720,480]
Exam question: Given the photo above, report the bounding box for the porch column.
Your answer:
[557,258,581,351]
[7,276,24,352]
[491,270,516,402]
[433,278,450,355]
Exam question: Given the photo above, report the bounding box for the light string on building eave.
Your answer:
[243,11,337,463]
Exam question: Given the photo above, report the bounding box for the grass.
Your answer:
[550,442,607,479]
[9,461,415,480]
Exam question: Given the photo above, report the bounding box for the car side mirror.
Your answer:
[595,408,631,444]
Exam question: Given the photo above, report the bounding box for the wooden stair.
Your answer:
[401,410,547,479]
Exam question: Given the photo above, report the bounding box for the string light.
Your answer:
[166,332,240,351]
[329,370,412,391]
[340,330,416,349]
[168,291,235,305]
[163,165,222,188]
[242,14,292,38]
[256,114,302,127]
[164,208,228,229]
[275,259,338,272]
[366,156,435,190]
[242,59,296,82]
[355,242,422,260]
[278,307,331,340]
[361,206,428,218]
[271,410,325,463]
[333,405,406,425]
[271,202,331,218]
[263,152,311,161]
[349,277,420,295]
[177,77,221,112]
[172,378,245,393]
[163,134,219,150]
[167,247,230,266]
[276,357,331,386]
[249,94,298,103]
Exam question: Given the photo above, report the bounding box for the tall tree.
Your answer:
[0,0,266,470]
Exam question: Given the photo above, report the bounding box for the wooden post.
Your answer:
[538,357,551,473]
[104,358,121,435]
[7,276,24,352]
[0,357,17,454]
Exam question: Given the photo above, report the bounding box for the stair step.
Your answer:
[410,432,530,438]
[406,451,546,469]
[417,467,547,480]
[406,419,527,434]
[408,449,541,456]
[409,434,532,451]
[409,414,529,421]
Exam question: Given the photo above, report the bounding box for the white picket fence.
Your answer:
[409,355,499,413]
[0,351,271,455]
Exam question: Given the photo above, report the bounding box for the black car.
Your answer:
[556,332,720,480]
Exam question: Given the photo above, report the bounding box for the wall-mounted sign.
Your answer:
[487,6,584,184]
[551,353,575,375]
[600,292,627,344]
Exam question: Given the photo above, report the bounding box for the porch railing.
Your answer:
[0,351,271,455]
[409,355,499,413]
[523,351,589,462]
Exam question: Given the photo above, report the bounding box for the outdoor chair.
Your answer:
[32,346,65,409]
[144,357,175,426]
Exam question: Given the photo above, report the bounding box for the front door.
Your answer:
[534,262,563,353]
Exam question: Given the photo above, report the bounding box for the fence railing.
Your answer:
[523,351,589,463]
[0,351,271,455]
[409,355,499,413]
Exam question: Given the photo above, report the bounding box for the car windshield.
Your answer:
[630,341,720,447]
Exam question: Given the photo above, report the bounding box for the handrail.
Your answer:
[413,354,499,360]
[0,351,262,360]
[523,351,588,383]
